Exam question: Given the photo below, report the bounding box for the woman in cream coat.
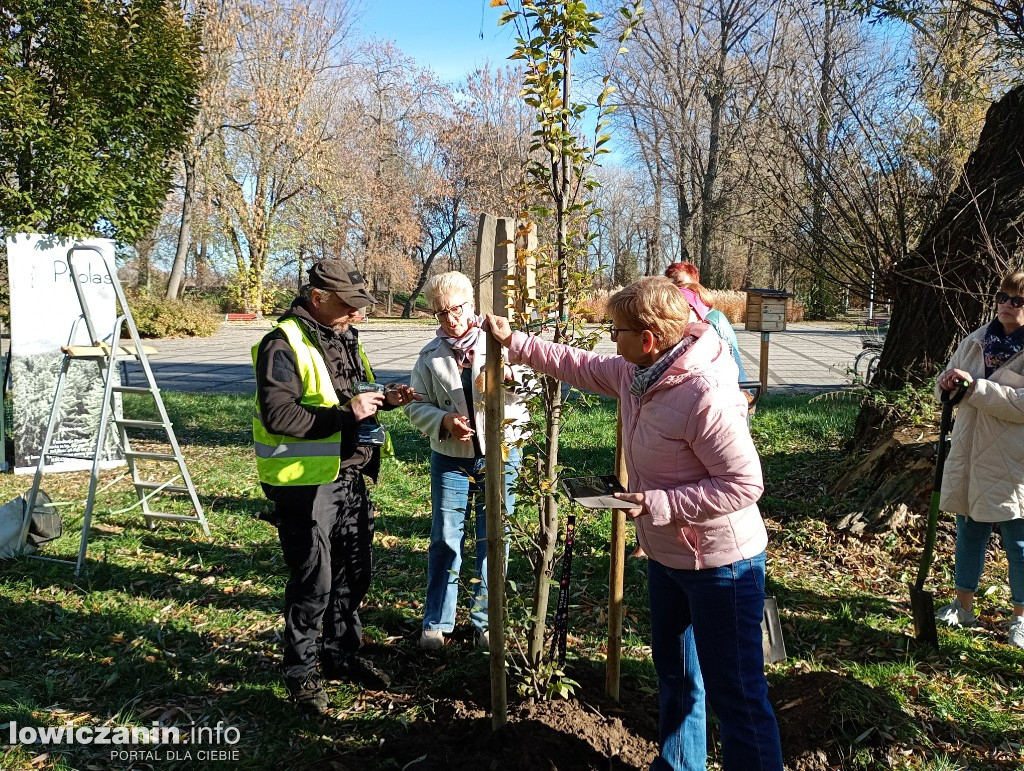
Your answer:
[935,271,1024,650]
[405,272,529,651]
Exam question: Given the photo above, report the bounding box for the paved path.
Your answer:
[126,320,865,396]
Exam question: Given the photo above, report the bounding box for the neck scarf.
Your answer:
[983,319,1024,377]
[629,335,696,399]
[436,314,485,368]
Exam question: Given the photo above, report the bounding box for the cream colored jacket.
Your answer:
[937,323,1024,522]
[405,334,531,458]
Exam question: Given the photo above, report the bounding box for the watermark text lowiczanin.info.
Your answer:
[6,720,242,762]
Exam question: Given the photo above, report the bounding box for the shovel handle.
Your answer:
[917,379,970,589]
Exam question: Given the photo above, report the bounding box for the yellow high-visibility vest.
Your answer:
[251,317,343,486]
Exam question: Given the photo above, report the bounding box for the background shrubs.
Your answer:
[126,290,221,337]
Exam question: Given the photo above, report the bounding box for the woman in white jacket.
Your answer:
[935,271,1024,650]
[404,272,529,651]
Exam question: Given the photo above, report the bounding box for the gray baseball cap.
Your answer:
[307,259,375,308]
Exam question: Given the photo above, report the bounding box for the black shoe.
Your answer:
[285,673,329,714]
[322,655,391,690]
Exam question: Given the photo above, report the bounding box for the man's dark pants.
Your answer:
[263,469,374,680]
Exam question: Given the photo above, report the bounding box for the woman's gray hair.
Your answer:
[424,271,474,309]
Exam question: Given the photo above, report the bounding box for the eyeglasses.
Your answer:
[996,291,1024,308]
[433,302,470,320]
[609,327,662,342]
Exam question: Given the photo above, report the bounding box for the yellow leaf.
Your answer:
[490,0,506,5]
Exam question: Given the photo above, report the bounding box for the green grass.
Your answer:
[0,391,1021,769]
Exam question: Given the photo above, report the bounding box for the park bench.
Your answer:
[224,312,260,321]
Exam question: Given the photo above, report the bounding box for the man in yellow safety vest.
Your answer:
[252,258,418,714]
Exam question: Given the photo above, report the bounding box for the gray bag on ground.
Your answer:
[0,491,58,558]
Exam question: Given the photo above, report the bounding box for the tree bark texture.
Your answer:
[875,83,1024,391]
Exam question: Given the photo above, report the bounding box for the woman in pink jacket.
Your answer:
[486,276,782,771]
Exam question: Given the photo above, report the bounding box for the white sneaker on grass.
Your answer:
[1008,617,1024,650]
[418,629,445,650]
[935,598,978,628]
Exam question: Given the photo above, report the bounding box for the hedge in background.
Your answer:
[127,291,221,338]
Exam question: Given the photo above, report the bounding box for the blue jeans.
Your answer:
[423,448,520,632]
[955,516,1024,608]
[647,553,782,771]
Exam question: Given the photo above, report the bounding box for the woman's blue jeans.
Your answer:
[955,515,1024,607]
[647,553,782,771]
[423,447,520,632]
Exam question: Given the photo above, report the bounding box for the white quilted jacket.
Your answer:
[936,323,1024,522]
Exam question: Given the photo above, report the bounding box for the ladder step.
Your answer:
[124,451,179,461]
[113,385,158,394]
[145,512,204,523]
[62,343,158,359]
[115,419,167,429]
[135,482,191,494]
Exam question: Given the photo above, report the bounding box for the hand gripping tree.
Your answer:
[495,0,644,698]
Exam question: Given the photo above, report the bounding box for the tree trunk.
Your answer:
[135,234,155,291]
[698,40,726,285]
[806,6,835,320]
[676,176,692,260]
[166,156,195,300]
[856,84,1024,443]
[877,84,1024,388]
[403,206,464,318]
[194,239,209,289]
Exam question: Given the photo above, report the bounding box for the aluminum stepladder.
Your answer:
[18,244,210,575]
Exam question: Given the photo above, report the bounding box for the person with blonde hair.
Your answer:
[935,270,1024,650]
[486,275,782,771]
[405,271,529,651]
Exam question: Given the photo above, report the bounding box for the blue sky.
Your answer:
[354,1,518,81]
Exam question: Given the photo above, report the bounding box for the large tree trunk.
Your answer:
[166,156,195,300]
[857,84,1024,441]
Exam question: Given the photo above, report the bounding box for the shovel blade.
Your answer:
[909,582,938,648]
[761,596,787,664]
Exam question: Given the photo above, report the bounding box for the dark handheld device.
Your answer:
[353,383,388,446]
[357,423,387,447]
[354,381,386,394]
[560,475,633,509]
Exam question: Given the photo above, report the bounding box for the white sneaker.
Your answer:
[1008,617,1024,650]
[418,629,445,650]
[475,629,489,651]
[935,598,978,628]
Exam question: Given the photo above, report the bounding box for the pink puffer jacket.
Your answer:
[508,324,767,569]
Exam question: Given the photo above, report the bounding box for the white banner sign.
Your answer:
[6,233,124,474]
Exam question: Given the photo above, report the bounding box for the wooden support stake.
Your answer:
[477,212,510,730]
[759,332,771,396]
[484,330,507,730]
[606,403,628,700]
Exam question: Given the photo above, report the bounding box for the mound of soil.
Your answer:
[345,697,657,771]
[323,662,900,770]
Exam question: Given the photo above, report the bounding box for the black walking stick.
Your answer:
[909,380,968,647]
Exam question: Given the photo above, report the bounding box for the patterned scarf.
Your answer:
[982,319,1024,377]
[436,314,485,369]
[629,335,697,399]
